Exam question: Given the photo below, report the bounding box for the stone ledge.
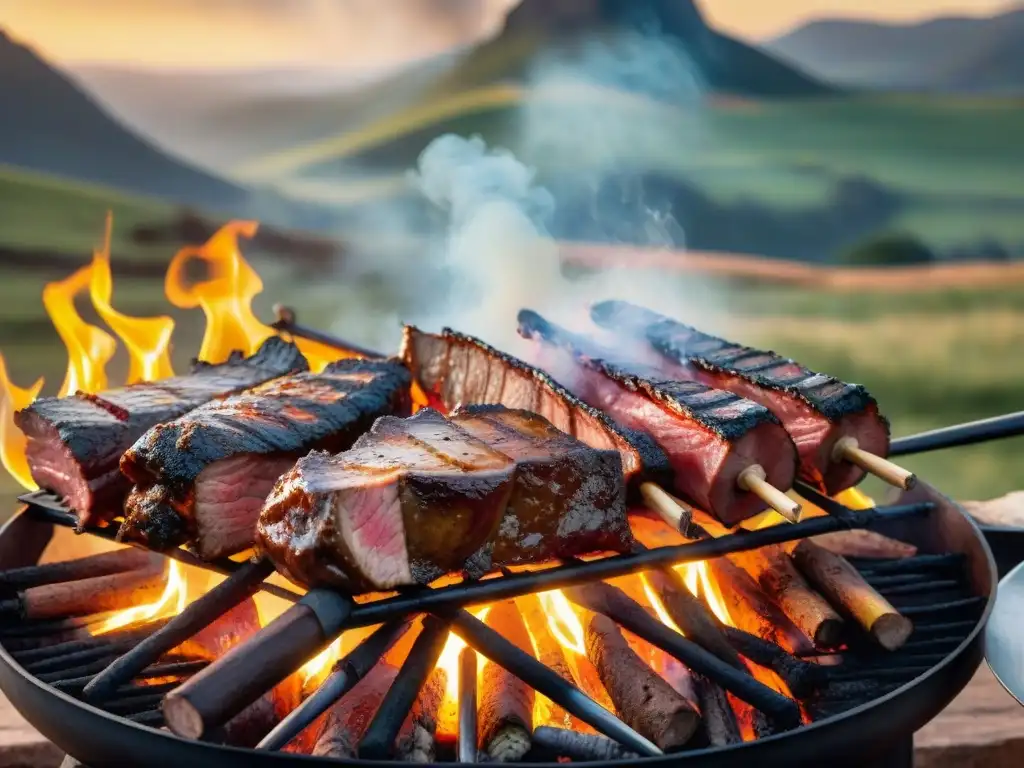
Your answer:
[0,667,1019,766]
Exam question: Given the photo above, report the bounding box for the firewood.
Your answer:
[583,612,699,751]
[532,725,640,761]
[729,545,845,648]
[478,600,534,762]
[807,529,918,560]
[312,661,399,759]
[1,562,167,620]
[396,667,446,763]
[792,540,913,651]
[172,598,261,660]
[694,674,742,746]
[515,593,581,730]
[0,548,160,590]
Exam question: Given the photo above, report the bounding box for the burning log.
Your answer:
[257,619,413,752]
[641,567,742,667]
[583,612,699,751]
[702,557,810,654]
[0,562,167,620]
[162,587,353,739]
[792,540,913,651]
[172,598,261,660]
[0,548,160,590]
[694,675,742,747]
[532,726,640,761]
[311,661,399,759]
[396,666,446,763]
[729,545,845,648]
[719,627,827,699]
[445,609,660,757]
[563,582,800,728]
[478,600,534,762]
[83,558,273,702]
[458,647,478,763]
[808,530,917,560]
[358,616,450,760]
[515,593,582,729]
[216,676,303,749]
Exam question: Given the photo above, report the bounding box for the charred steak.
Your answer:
[118,358,411,559]
[14,337,306,527]
[400,325,671,492]
[591,301,890,494]
[256,406,630,592]
[517,310,798,526]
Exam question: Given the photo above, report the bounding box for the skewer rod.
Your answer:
[833,437,916,490]
[737,465,802,523]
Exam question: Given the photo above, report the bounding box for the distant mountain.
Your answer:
[0,29,251,211]
[764,7,1024,92]
[484,0,832,97]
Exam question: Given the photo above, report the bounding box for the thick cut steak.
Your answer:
[117,358,411,559]
[400,325,671,492]
[451,404,631,565]
[518,310,798,526]
[591,301,890,494]
[257,406,630,592]
[15,337,306,527]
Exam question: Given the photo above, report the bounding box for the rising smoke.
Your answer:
[323,14,730,356]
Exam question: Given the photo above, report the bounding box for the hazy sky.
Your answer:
[4,0,1019,68]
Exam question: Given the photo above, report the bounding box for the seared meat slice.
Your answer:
[450,405,631,564]
[257,405,631,592]
[15,337,306,527]
[590,301,890,494]
[257,408,517,592]
[517,310,798,527]
[400,325,671,491]
[118,359,411,559]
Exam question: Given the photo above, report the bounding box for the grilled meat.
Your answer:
[15,337,306,527]
[256,406,630,592]
[451,404,630,565]
[517,310,798,526]
[400,325,671,492]
[590,301,890,494]
[118,359,411,559]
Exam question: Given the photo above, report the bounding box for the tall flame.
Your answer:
[43,264,117,397]
[165,221,276,364]
[538,590,586,656]
[0,356,44,490]
[92,560,187,635]
[89,213,175,383]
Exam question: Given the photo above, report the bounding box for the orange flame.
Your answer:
[92,560,187,634]
[89,213,175,383]
[0,355,44,490]
[43,263,118,397]
[538,590,587,656]
[300,635,345,689]
[165,221,275,365]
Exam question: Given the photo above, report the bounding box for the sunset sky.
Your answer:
[4,0,1019,69]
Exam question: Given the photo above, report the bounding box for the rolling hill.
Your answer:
[0,29,251,212]
[764,7,1024,92]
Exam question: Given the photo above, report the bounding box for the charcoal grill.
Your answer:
[0,318,1017,768]
[0,479,997,767]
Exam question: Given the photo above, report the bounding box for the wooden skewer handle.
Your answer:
[737,466,802,523]
[833,438,916,491]
[640,483,692,532]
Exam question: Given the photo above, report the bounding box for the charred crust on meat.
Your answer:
[517,309,779,442]
[591,300,891,436]
[402,324,672,488]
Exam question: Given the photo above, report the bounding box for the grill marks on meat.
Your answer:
[14,337,307,527]
[451,405,630,565]
[517,310,797,527]
[257,408,516,592]
[591,301,891,494]
[117,359,411,559]
[256,406,630,593]
[400,325,671,490]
